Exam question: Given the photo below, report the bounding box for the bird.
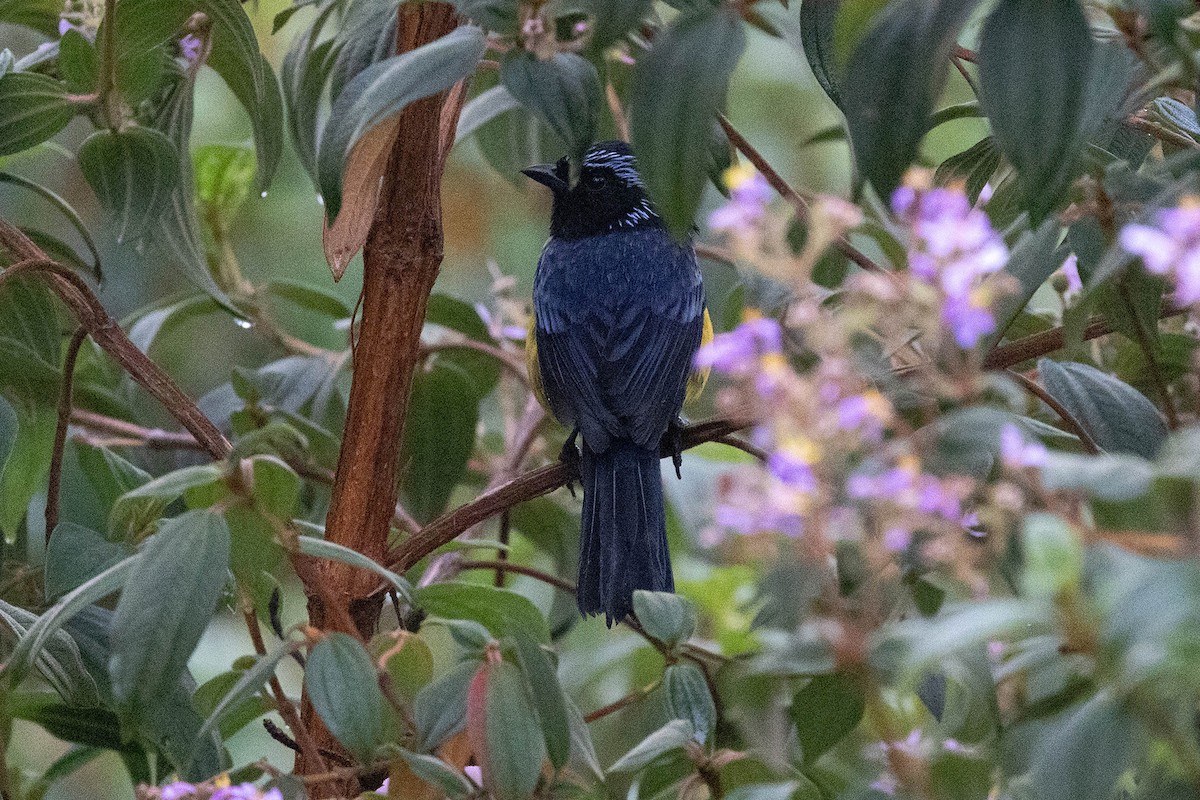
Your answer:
[523,140,712,625]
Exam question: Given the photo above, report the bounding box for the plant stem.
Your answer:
[1007,369,1101,454]
[45,327,89,542]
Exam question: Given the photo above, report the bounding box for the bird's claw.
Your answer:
[559,429,581,497]
[665,420,684,480]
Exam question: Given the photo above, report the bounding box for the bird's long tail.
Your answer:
[577,440,673,625]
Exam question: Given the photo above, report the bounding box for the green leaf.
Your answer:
[193,143,256,234]
[401,361,481,522]
[799,0,841,108]
[0,272,61,406]
[115,0,282,190]
[933,136,1002,206]
[296,533,414,605]
[0,405,54,541]
[109,464,225,538]
[1037,358,1168,459]
[192,638,297,766]
[267,279,350,319]
[416,582,550,643]
[1039,451,1156,501]
[841,0,979,199]
[283,26,338,187]
[454,0,520,34]
[45,522,132,599]
[318,25,486,218]
[249,455,300,519]
[0,0,60,34]
[664,661,717,744]
[1020,513,1083,599]
[305,632,389,764]
[629,5,746,237]
[58,29,98,93]
[608,718,694,773]
[0,72,75,157]
[0,600,99,708]
[984,219,1062,348]
[977,0,1092,221]
[930,751,993,800]
[1029,689,1137,800]
[583,0,654,52]
[77,127,180,244]
[398,751,475,799]
[501,52,602,165]
[455,84,522,144]
[511,632,570,769]
[468,659,546,800]
[425,293,502,396]
[1,556,134,689]
[790,672,865,764]
[110,510,230,731]
[414,659,477,751]
[632,590,696,648]
[74,444,151,521]
[7,692,132,752]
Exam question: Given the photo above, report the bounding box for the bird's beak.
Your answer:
[522,157,570,193]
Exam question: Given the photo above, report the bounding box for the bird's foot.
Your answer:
[559,428,581,498]
[664,420,684,480]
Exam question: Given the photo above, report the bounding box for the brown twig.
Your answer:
[458,559,577,593]
[584,682,658,722]
[982,301,1190,370]
[1126,115,1200,151]
[712,434,768,462]
[45,327,89,542]
[0,229,231,460]
[1007,369,1101,454]
[717,115,889,277]
[69,408,208,450]
[385,417,747,573]
[421,337,529,386]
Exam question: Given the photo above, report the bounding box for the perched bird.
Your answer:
[523,141,711,624]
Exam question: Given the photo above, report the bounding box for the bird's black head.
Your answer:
[522,141,662,240]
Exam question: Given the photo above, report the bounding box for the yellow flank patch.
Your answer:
[686,307,714,405]
[526,315,549,412]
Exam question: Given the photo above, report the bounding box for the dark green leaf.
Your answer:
[77,127,180,244]
[282,5,340,185]
[414,659,477,751]
[0,406,54,541]
[841,0,978,199]
[193,638,296,764]
[511,632,570,769]
[0,600,99,707]
[608,719,694,773]
[664,661,717,744]
[984,219,1062,348]
[425,293,502,396]
[296,534,414,605]
[267,279,350,319]
[790,672,865,763]
[110,510,230,730]
[800,0,842,108]
[416,582,551,643]
[0,72,75,156]
[58,30,98,93]
[455,84,522,144]
[1020,513,1083,599]
[501,52,602,165]
[1039,451,1156,501]
[305,632,389,764]
[1029,690,1138,800]
[930,751,993,800]
[7,692,132,752]
[1037,358,1168,459]
[318,25,486,218]
[109,464,225,538]
[45,522,132,599]
[977,0,1092,221]
[632,590,696,648]
[469,659,547,800]
[0,272,60,406]
[454,0,519,33]
[629,5,746,237]
[0,0,59,34]
[401,361,480,522]
[933,136,1001,205]
[584,0,654,52]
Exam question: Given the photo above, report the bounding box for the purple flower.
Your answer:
[708,165,772,235]
[160,783,197,800]
[999,423,1047,469]
[941,293,996,349]
[1061,253,1082,295]
[211,784,280,800]
[768,448,818,492]
[1120,201,1200,305]
[694,315,782,374]
[883,526,911,552]
[179,34,203,65]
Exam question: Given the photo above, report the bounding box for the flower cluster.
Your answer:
[708,163,773,237]
[146,781,282,800]
[1119,198,1200,305]
[890,183,1009,348]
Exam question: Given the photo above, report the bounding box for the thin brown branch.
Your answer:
[982,300,1190,370]
[0,230,231,460]
[385,417,747,574]
[421,337,529,386]
[717,115,889,277]
[712,434,768,462]
[242,608,329,776]
[69,408,207,450]
[1007,369,1101,454]
[584,682,658,722]
[1126,115,1200,151]
[46,327,89,542]
[458,559,577,593]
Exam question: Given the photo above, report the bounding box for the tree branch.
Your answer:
[0,224,231,459]
[45,327,89,542]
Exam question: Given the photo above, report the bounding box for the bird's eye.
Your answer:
[583,172,606,190]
